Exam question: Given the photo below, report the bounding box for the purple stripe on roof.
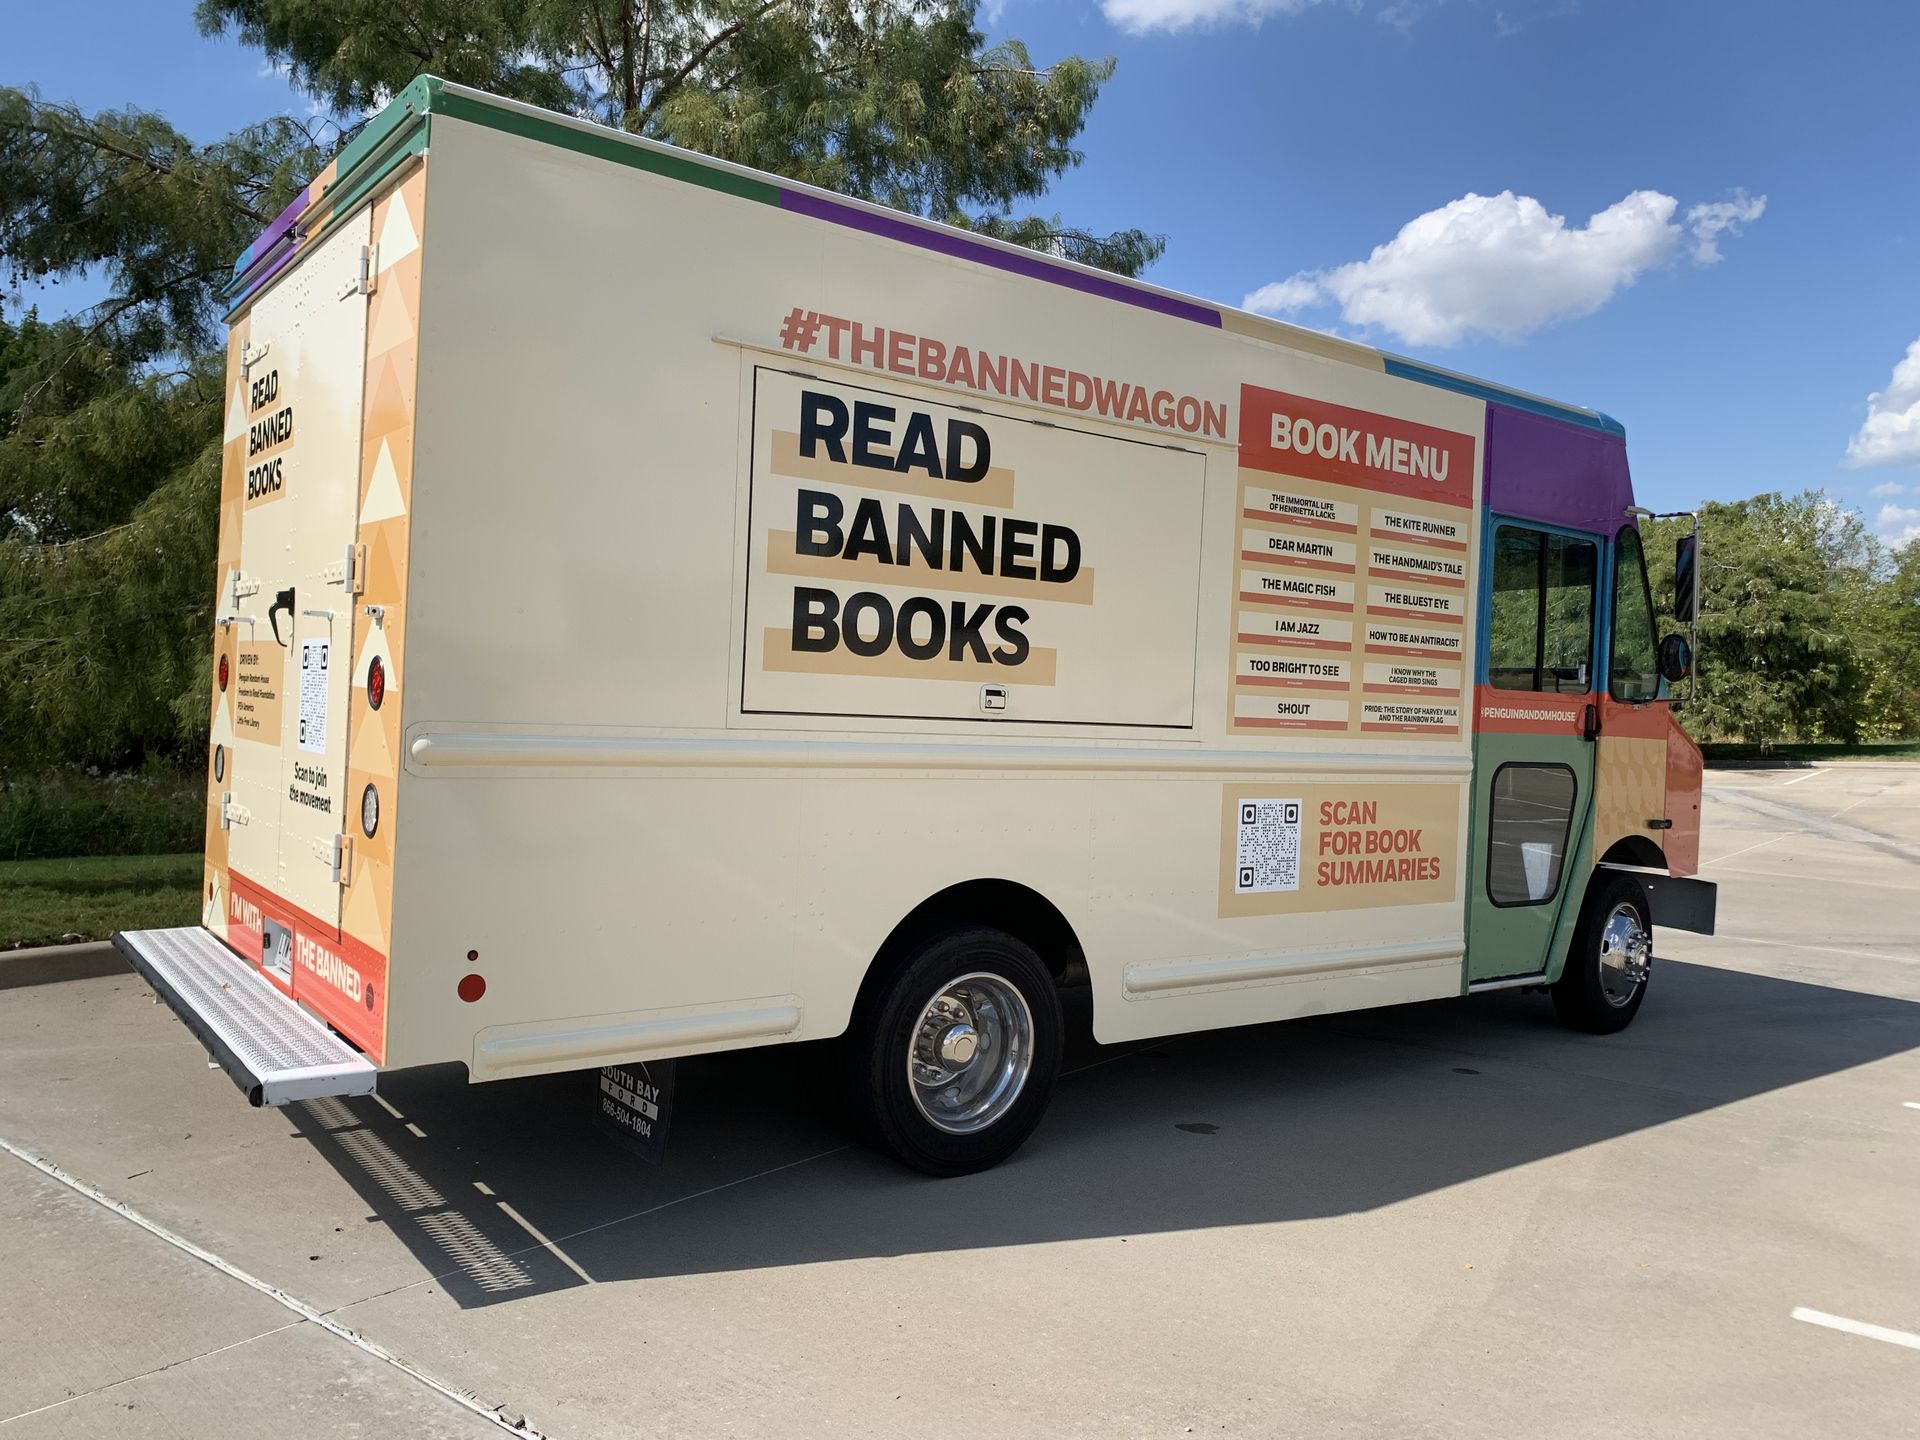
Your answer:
[231,246,304,308]
[1484,403,1636,534]
[231,184,312,281]
[779,189,1222,329]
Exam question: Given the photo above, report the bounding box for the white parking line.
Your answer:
[1700,833,1796,868]
[0,1134,547,1437]
[1905,1102,1920,1112]
[1782,768,1830,786]
[1713,866,1920,894]
[1714,934,1920,965]
[1792,1307,1920,1351]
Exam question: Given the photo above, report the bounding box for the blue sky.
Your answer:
[9,0,1920,537]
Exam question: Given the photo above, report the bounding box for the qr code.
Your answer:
[1235,798,1302,894]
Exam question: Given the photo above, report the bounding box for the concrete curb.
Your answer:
[0,940,130,992]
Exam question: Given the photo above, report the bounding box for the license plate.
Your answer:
[594,1061,675,1164]
[262,916,294,982]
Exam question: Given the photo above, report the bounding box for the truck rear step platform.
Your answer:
[112,927,377,1106]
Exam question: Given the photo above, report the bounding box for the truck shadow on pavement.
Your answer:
[284,958,1920,1308]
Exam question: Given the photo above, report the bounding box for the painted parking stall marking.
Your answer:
[1791,1307,1920,1352]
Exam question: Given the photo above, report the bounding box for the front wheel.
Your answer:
[1551,872,1652,1034]
[841,927,1063,1177]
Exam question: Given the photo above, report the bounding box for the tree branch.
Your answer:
[636,0,791,130]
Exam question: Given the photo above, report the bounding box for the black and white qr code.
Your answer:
[1235,798,1302,894]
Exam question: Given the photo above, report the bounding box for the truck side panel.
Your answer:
[387,113,1488,1077]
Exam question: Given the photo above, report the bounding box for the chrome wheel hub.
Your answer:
[908,972,1033,1135]
[1597,903,1651,1007]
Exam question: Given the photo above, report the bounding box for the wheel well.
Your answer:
[855,879,1088,1021]
[1599,836,1667,871]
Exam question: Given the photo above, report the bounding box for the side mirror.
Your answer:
[1659,632,1692,683]
[1673,535,1697,620]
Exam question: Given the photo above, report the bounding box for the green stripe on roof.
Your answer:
[328,75,439,193]
[322,124,429,224]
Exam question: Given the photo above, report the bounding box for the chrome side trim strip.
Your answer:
[1467,972,1549,993]
[473,999,804,1078]
[1124,939,1462,997]
[410,731,1474,778]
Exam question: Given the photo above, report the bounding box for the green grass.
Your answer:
[1702,739,1920,765]
[0,768,205,861]
[0,852,203,949]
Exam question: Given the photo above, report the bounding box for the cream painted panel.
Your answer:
[229,211,371,930]
[386,117,1488,1071]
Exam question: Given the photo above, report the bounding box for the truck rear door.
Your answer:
[224,212,372,970]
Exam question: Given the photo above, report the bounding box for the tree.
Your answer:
[195,0,1165,274]
[2,3,1158,772]
[1644,492,1915,746]
[0,93,323,768]
[0,90,327,364]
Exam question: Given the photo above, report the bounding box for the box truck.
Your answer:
[116,77,1716,1174]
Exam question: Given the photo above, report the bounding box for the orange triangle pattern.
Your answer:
[341,165,428,994]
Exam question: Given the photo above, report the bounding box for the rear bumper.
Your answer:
[113,927,377,1107]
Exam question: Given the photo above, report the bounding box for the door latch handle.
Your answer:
[267,586,295,646]
[1581,703,1600,742]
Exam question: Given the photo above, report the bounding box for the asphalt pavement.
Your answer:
[3,765,1917,1438]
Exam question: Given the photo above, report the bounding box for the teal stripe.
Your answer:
[329,75,439,194]
[1383,357,1625,437]
[321,125,430,225]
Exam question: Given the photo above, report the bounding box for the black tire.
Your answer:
[1551,871,1652,1034]
[841,926,1063,1177]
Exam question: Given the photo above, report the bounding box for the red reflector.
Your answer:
[368,655,385,710]
[217,654,229,691]
[457,973,486,1003]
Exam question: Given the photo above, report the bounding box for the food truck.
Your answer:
[116,77,1715,1175]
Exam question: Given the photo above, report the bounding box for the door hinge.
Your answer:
[221,794,249,829]
[338,542,366,595]
[339,244,378,300]
[329,833,353,886]
[241,342,270,372]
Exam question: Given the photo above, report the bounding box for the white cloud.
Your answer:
[1686,191,1767,265]
[1869,480,1906,497]
[1104,0,1576,33]
[1244,190,1685,346]
[1100,0,1325,35]
[1242,186,1764,347]
[1876,502,1920,549]
[1242,276,1324,315]
[1844,339,1920,469]
[1376,0,1434,31]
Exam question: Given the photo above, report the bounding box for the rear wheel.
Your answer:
[842,927,1063,1177]
[1551,871,1652,1034]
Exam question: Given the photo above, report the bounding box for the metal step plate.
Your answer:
[113,927,377,1107]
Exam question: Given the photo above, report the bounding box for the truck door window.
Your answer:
[1489,526,1596,693]
[1610,527,1661,702]
[1486,763,1578,906]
